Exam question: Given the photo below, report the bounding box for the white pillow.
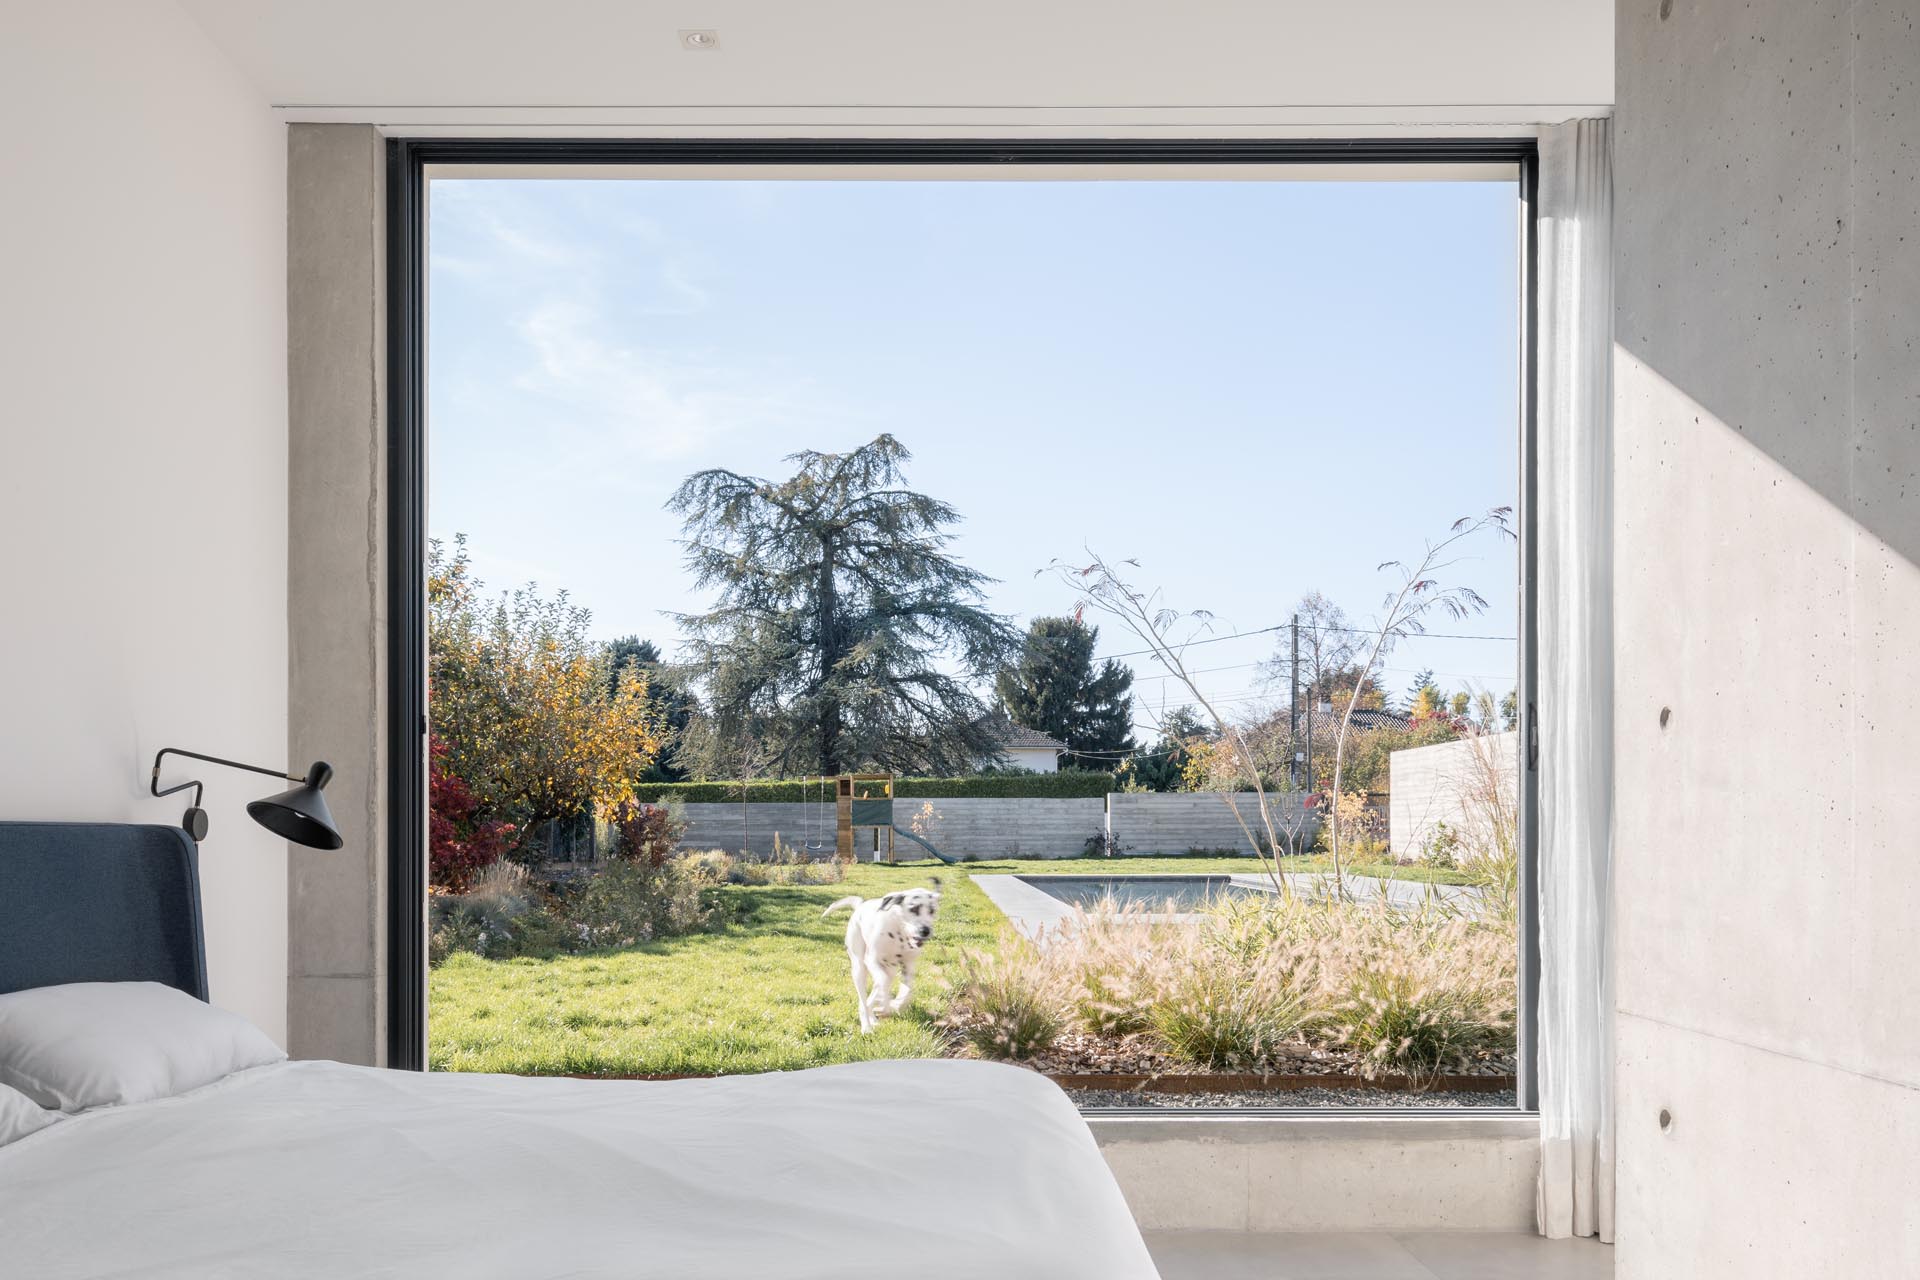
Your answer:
[0,982,286,1112]
[0,1080,61,1146]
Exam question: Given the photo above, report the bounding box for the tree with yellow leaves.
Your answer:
[429,536,664,848]
[1408,682,1447,720]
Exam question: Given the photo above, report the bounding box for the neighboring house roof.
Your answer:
[1341,708,1413,732]
[979,717,1068,752]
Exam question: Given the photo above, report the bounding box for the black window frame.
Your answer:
[387,136,1542,1111]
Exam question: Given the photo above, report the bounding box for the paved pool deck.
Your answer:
[973,871,1475,940]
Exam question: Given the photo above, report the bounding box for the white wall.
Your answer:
[1003,748,1059,774]
[1613,0,1920,1272]
[0,4,288,1042]
[1387,731,1517,860]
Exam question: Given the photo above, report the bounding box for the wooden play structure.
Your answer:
[828,773,954,864]
[835,773,895,860]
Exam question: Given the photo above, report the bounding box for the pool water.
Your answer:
[1015,874,1269,912]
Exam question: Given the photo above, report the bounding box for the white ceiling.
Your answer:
[176,0,1612,127]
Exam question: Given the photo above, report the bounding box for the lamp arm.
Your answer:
[150,773,203,808]
[150,748,304,811]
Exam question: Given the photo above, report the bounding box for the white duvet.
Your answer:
[0,1057,1158,1280]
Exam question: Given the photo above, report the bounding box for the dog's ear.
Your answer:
[877,892,903,910]
[928,876,942,892]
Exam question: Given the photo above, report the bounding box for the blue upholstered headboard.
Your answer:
[0,822,209,1000]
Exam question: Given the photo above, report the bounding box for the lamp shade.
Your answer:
[246,762,343,850]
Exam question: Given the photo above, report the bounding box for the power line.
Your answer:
[1128,659,1518,687]
[1322,624,1519,642]
[1129,660,1267,681]
[1062,745,1182,762]
[1097,621,1518,663]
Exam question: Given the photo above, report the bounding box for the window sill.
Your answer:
[1085,1109,1536,1139]
[1087,1111,1540,1232]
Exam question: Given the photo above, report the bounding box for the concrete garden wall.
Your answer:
[677,797,1105,859]
[1387,731,1517,859]
[898,797,1106,859]
[1108,791,1317,856]
[678,803,821,857]
[677,792,1335,860]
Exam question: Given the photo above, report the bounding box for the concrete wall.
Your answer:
[678,803,820,858]
[899,797,1104,860]
[679,797,1104,859]
[1613,0,1920,1273]
[1387,731,1517,859]
[287,124,388,1065]
[0,3,289,1043]
[1110,792,1317,856]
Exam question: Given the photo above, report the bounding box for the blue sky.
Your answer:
[428,176,1519,735]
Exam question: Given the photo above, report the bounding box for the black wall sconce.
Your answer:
[149,748,343,850]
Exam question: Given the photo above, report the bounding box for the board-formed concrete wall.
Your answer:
[1387,732,1517,859]
[1109,791,1317,856]
[676,791,1344,860]
[1614,1,1920,1272]
[898,797,1106,860]
[678,803,820,857]
[677,797,1105,859]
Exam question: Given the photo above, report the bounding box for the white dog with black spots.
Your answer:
[822,881,942,1033]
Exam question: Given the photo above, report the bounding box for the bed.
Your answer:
[0,822,1159,1279]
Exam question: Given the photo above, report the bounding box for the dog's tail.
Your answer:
[821,896,863,919]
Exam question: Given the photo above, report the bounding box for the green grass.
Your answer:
[427,855,1470,1076]
[431,862,996,1075]
[1274,853,1477,887]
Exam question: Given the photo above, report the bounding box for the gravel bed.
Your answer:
[1067,1086,1518,1110]
[1019,1033,1516,1080]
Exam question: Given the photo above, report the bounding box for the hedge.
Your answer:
[631,772,1118,803]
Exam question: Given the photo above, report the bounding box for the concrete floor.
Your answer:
[1144,1231,1613,1279]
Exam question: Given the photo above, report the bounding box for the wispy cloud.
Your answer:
[511,298,803,468]
[433,182,837,487]
[435,184,712,316]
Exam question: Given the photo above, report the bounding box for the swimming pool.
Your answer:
[1014,874,1271,912]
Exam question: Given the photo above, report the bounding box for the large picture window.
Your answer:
[388,140,1539,1114]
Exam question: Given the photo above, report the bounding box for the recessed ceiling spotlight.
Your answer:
[679,29,720,51]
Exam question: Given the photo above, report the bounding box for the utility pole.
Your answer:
[1304,691,1313,801]
[1302,622,1316,798]
[1289,613,1301,788]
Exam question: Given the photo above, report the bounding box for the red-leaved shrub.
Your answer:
[608,799,686,867]
[429,735,515,891]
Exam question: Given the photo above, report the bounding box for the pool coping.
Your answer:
[974,869,1475,938]
[971,873,1082,937]
[975,875,1290,936]
[971,871,1287,935]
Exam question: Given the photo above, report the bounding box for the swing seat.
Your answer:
[801,777,833,851]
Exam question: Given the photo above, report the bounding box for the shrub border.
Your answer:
[632,773,1117,803]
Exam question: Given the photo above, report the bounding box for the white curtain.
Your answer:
[1534,116,1615,1243]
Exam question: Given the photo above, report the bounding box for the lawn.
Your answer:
[428,854,1476,1076]
[1275,852,1477,887]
